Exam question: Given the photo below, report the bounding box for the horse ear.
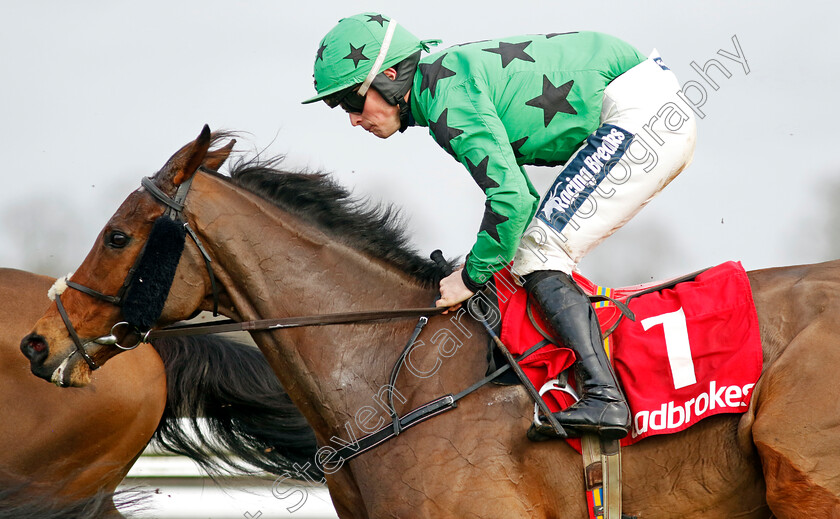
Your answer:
[172,125,212,186]
[202,139,237,171]
[155,125,213,191]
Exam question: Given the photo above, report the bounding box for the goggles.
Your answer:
[324,86,367,114]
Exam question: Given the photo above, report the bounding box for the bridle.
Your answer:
[53,170,219,371]
[51,168,443,371]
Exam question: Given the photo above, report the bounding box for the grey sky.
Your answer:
[1,1,837,287]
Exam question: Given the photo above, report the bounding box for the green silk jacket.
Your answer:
[409,31,645,288]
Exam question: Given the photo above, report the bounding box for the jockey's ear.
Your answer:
[203,139,237,172]
[383,67,397,80]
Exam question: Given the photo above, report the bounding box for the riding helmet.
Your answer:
[302,12,440,115]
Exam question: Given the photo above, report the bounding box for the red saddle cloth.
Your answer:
[493,261,762,447]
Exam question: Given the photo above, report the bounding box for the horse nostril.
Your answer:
[20,334,49,361]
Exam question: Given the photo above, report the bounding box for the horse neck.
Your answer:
[188,172,439,436]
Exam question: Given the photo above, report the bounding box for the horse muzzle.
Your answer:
[20,333,61,382]
[20,333,49,366]
[20,333,98,387]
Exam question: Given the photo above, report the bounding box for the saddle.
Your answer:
[489,260,762,446]
[485,261,762,519]
[484,267,701,385]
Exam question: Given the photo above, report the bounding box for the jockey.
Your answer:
[303,13,697,440]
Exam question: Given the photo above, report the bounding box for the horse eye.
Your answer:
[106,231,130,249]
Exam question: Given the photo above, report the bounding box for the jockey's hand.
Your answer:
[436,267,474,314]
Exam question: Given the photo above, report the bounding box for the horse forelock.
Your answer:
[203,155,452,288]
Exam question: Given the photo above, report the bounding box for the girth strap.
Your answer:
[582,436,625,519]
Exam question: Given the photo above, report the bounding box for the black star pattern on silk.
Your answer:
[316,43,327,61]
[366,14,388,26]
[482,41,535,68]
[418,55,456,98]
[525,76,577,127]
[510,137,529,159]
[429,109,463,156]
[465,156,498,193]
[344,44,369,68]
[479,200,509,244]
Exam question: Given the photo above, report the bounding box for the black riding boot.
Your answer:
[525,270,631,440]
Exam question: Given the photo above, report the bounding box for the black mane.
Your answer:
[214,155,451,287]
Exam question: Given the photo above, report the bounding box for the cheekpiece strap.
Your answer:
[141,177,185,215]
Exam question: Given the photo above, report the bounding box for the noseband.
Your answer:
[53,171,218,370]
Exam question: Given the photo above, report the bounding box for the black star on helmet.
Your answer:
[316,43,327,61]
[479,200,509,244]
[482,41,535,68]
[429,109,463,157]
[366,14,388,26]
[525,76,577,127]
[419,55,456,98]
[344,44,370,68]
[465,156,498,193]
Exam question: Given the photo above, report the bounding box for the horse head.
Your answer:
[21,126,235,387]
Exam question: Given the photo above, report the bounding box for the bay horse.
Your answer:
[19,126,840,518]
[2,265,318,517]
[0,267,164,518]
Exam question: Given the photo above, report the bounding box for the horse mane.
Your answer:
[151,334,323,482]
[204,150,452,288]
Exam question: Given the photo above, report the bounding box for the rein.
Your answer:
[142,307,446,341]
[51,169,448,372]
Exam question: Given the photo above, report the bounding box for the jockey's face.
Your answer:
[348,68,402,139]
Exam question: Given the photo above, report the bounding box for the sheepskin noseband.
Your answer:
[121,215,187,329]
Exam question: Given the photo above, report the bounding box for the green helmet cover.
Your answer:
[302,13,440,104]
